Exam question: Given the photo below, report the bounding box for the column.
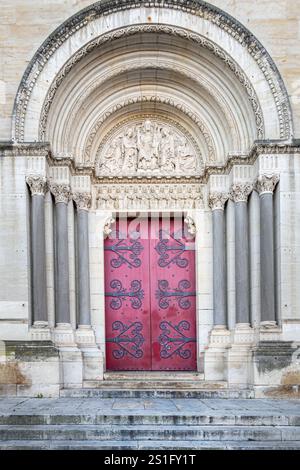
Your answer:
[50,184,72,326]
[226,182,253,387]
[230,183,253,326]
[256,174,279,327]
[51,183,83,388]
[209,192,228,327]
[26,176,48,329]
[204,192,230,381]
[73,192,103,382]
[73,192,92,327]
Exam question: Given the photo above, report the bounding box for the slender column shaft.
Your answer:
[26,176,48,324]
[31,195,47,322]
[235,201,250,324]
[230,183,252,326]
[55,202,70,324]
[212,209,227,326]
[209,192,229,327]
[51,184,72,325]
[256,175,279,324]
[77,209,91,325]
[260,193,275,322]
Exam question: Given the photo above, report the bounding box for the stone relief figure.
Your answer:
[137,120,159,171]
[122,127,138,173]
[97,119,200,177]
[160,127,176,171]
[177,136,197,171]
[99,137,122,174]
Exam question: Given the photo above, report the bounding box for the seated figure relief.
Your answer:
[97,119,200,177]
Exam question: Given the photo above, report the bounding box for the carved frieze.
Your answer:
[255,174,279,195]
[96,119,201,178]
[26,175,48,196]
[96,184,203,211]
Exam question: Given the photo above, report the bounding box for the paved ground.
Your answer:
[0,397,300,416]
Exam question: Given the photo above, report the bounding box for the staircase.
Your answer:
[67,372,253,399]
[0,395,300,449]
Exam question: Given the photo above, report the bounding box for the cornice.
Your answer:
[1,141,299,185]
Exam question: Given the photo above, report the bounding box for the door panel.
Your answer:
[104,218,151,370]
[105,216,197,371]
[150,217,197,370]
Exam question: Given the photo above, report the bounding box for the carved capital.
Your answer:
[255,174,279,195]
[184,216,196,237]
[104,217,116,238]
[230,183,253,203]
[50,183,72,204]
[209,192,229,211]
[26,175,48,196]
[73,192,92,211]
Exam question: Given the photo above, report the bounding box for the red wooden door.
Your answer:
[104,218,151,370]
[150,217,197,370]
[105,216,196,371]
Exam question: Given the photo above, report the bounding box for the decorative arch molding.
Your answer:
[12,0,293,144]
[41,34,263,148]
[43,60,249,155]
[83,95,216,165]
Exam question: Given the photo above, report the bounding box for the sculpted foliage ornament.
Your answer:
[230,183,253,203]
[73,192,92,210]
[26,175,48,196]
[209,192,229,211]
[50,183,72,204]
[255,174,279,195]
[97,119,200,177]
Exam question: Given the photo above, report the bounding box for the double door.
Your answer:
[104,216,197,371]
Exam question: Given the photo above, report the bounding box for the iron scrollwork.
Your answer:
[155,229,190,268]
[105,279,144,310]
[156,279,196,310]
[159,321,196,359]
[107,321,144,359]
[105,230,143,269]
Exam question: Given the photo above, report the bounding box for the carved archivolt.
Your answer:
[55,61,244,154]
[96,118,202,178]
[15,24,270,144]
[96,184,203,211]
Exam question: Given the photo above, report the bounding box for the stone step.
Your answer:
[0,424,299,441]
[1,440,300,450]
[103,372,204,381]
[0,412,293,426]
[83,380,226,390]
[61,388,254,399]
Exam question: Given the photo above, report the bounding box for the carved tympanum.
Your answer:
[96,119,200,177]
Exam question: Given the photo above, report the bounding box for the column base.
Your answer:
[204,326,231,381]
[59,347,83,389]
[30,321,51,341]
[226,324,255,387]
[52,323,77,348]
[75,325,104,381]
[259,321,281,341]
